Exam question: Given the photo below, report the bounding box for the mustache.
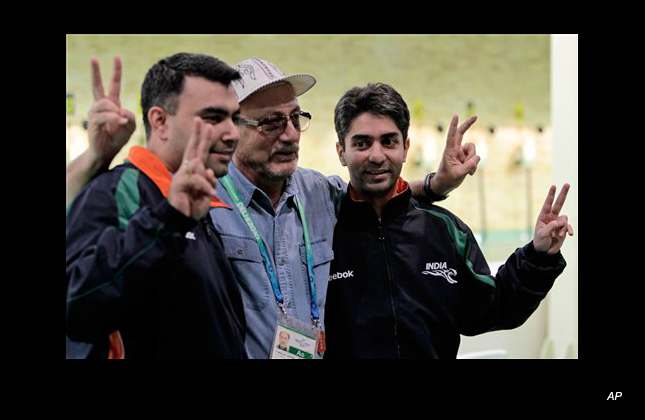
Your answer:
[363,166,391,172]
[272,145,299,155]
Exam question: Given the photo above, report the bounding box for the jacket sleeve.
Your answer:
[325,175,347,217]
[65,173,197,342]
[458,224,567,336]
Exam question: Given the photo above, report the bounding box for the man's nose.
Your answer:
[221,118,240,147]
[277,117,300,143]
[368,142,386,164]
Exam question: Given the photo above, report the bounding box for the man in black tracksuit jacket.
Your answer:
[66,53,247,358]
[324,83,572,359]
[324,182,566,358]
[66,148,247,358]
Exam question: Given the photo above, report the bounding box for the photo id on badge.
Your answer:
[270,312,318,359]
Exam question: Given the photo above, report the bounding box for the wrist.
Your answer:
[432,170,458,196]
[527,240,560,260]
[85,148,115,173]
[424,172,448,201]
[158,199,198,232]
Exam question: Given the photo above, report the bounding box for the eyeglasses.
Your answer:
[236,111,312,136]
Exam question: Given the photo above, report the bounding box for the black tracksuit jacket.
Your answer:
[66,162,246,359]
[323,185,566,359]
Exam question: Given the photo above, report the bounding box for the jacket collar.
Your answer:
[345,177,411,223]
[349,177,409,203]
[126,146,230,209]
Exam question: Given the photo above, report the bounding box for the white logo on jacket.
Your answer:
[330,270,354,281]
[422,262,457,284]
[185,231,196,240]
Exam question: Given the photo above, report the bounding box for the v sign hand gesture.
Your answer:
[87,56,136,168]
[168,118,218,221]
[431,114,481,196]
[533,184,574,255]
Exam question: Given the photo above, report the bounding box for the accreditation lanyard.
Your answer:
[220,175,320,326]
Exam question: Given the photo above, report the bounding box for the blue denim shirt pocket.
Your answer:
[220,234,271,311]
[299,239,334,268]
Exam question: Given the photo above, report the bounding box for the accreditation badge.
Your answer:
[270,312,318,359]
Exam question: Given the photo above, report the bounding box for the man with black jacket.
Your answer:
[324,83,573,358]
[66,53,247,358]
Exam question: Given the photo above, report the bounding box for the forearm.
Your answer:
[409,173,452,204]
[409,180,425,199]
[486,242,566,330]
[66,150,111,206]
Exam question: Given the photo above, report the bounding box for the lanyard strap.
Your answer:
[220,175,319,324]
[293,194,320,323]
[220,175,283,307]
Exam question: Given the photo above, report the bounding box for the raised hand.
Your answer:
[87,56,136,167]
[168,118,217,220]
[431,114,481,196]
[533,184,574,255]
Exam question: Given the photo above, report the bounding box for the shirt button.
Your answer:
[279,258,286,265]
[236,249,243,255]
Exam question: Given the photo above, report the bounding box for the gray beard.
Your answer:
[235,154,297,184]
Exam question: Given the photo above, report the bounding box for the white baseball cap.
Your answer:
[231,58,316,103]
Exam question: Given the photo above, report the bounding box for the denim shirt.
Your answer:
[210,162,346,359]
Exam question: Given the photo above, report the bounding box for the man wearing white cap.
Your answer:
[211,58,480,358]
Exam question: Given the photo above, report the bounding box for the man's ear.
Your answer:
[403,137,410,162]
[148,106,168,141]
[336,141,347,166]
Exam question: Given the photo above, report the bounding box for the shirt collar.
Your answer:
[126,146,230,209]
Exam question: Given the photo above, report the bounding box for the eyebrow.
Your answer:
[199,107,240,117]
[350,132,400,141]
[257,105,301,121]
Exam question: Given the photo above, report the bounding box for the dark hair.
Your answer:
[141,52,240,138]
[334,82,410,149]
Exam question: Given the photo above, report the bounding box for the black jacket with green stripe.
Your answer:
[66,162,246,358]
[323,185,566,359]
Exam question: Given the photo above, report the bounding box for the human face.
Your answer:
[337,113,409,198]
[279,331,289,348]
[166,76,240,177]
[233,83,301,185]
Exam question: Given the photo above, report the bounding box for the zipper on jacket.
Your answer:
[378,219,401,359]
[202,218,215,243]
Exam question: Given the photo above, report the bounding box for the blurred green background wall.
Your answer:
[67,34,550,240]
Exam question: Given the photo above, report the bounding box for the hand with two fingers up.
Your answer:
[88,56,136,169]
[533,183,575,255]
[168,118,218,221]
[431,114,481,196]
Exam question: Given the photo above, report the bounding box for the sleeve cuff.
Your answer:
[153,199,198,234]
[523,241,564,267]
